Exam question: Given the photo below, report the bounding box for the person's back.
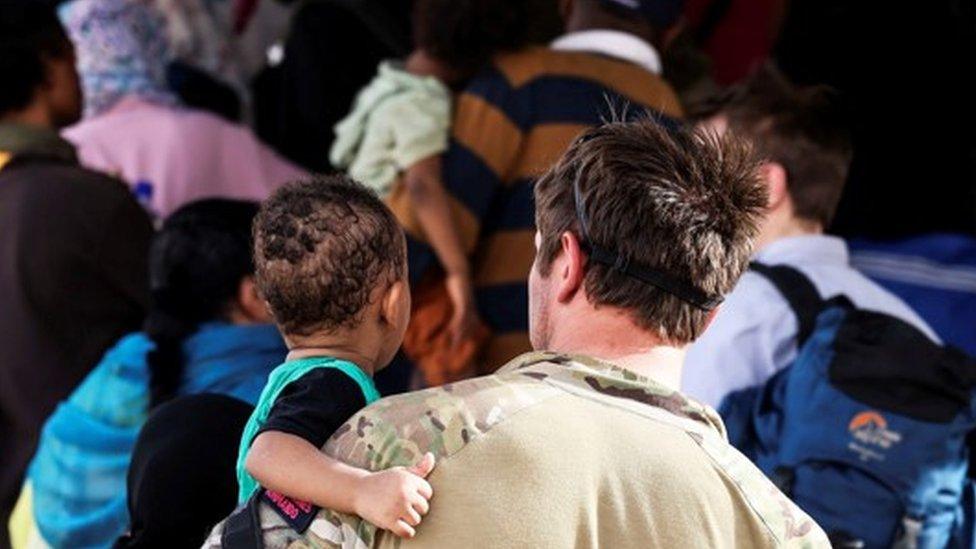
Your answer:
[57,0,305,220]
[391,0,685,370]
[64,98,306,219]
[118,394,256,548]
[0,146,151,539]
[253,0,415,172]
[372,356,815,548]
[16,199,284,548]
[0,155,150,383]
[684,234,937,406]
[681,67,936,408]
[0,4,152,543]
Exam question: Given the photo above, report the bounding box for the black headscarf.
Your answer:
[116,393,254,548]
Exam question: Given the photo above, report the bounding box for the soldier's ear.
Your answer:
[556,231,586,303]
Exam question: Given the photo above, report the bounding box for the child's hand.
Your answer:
[353,453,436,539]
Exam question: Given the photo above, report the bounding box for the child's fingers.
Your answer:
[416,478,434,499]
[411,494,430,515]
[403,506,423,526]
[392,519,417,539]
[408,452,436,478]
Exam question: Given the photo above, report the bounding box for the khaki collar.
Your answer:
[499,351,726,438]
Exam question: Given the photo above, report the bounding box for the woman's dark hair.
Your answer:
[413,0,531,78]
[145,199,260,408]
[0,2,73,116]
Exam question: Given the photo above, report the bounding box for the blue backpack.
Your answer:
[720,263,976,549]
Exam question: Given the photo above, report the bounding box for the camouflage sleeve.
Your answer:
[201,367,550,549]
[201,402,412,549]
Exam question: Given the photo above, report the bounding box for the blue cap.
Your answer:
[599,0,684,28]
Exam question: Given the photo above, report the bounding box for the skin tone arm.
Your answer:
[247,431,435,539]
[403,155,484,345]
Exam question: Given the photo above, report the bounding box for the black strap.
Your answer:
[221,495,264,549]
[571,148,724,311]
[748,263,823,345]
[587,244,724,310]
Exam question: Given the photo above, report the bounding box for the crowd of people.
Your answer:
[0,0,973,548]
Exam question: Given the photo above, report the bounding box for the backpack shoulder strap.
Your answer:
[220,493,264,549]
[748,262,824,346]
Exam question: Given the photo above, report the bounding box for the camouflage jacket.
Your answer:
[205,352,829,548]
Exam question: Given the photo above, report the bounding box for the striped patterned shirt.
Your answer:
[389,46,683,372]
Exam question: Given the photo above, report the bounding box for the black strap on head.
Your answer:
[748,263,823,345]
[572,161,724,311]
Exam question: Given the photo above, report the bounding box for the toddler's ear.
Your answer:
[381,279,411,329]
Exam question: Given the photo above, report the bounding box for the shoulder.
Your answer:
[824,267,938,340]
[699,271,796,344]
[694,434,831,547]
[84,332,153,381]
[109,332,155,357]
[3,160,136,212]
[67,103,180,142]
[375,87,451,125]
[323,368,559,470]
[73,166,138,203]
[288,366,366,398]
[487,47,681,117]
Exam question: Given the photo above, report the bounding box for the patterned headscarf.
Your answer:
[58,0,180,118]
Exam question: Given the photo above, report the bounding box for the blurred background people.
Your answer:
[12,199,285,548]
[331,0,534,387]
[253,0,565,173]
[769,0,976,384]
[387,0,686,380]
[0,5,152,544]
[151,0,298,122]
[681,67,938,408]
[254,0,415,171]
[58,0,305,221]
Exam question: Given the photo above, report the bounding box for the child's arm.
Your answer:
[404,155,484,346]
[247,431,435,539]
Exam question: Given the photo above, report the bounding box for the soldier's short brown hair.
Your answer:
[534,119,766,345]
[253,176,406,337]
[713,66,852,227]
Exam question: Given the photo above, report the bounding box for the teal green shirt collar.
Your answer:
[235,356,380,502]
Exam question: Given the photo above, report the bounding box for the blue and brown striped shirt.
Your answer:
[389,46,683,371]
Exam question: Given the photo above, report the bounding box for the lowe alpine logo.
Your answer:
[848,411,902,462]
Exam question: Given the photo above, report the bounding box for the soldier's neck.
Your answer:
[545,309,686,391]
[607,348,685,391]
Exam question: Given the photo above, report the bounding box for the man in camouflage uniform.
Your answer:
[207,120,830,548]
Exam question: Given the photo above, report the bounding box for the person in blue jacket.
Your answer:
[15,198,287,548]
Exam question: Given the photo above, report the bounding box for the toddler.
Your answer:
[237,176,430,538]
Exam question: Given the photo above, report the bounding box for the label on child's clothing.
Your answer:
[262,489,319,533]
